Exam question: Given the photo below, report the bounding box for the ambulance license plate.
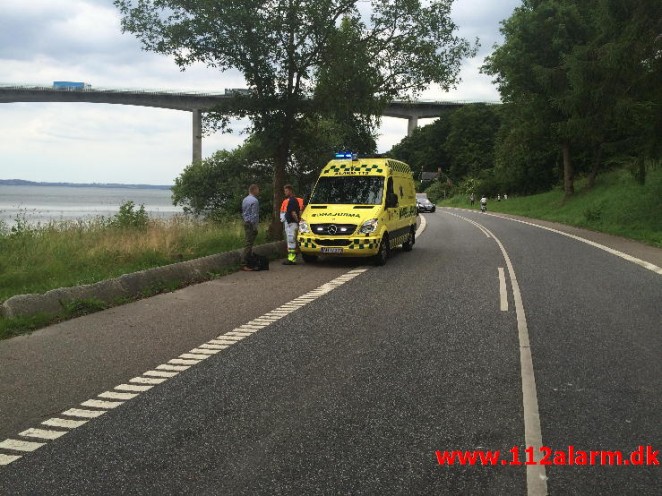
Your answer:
[321,247,343,254]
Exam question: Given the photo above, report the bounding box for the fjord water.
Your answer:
[0,184,183,227]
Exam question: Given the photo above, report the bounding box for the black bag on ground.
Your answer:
[247,253,269,270]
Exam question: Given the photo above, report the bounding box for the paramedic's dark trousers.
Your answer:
[241,222,258,266]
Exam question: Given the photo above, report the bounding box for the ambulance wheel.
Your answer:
[302,254,318,263]
[374,234,389,266]
[402,226,415,252]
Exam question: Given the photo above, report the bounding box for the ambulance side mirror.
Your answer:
[386,192,398,208]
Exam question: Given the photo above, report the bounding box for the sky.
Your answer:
[0,0,521,185]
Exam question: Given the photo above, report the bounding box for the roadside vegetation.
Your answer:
[390,1,660,202]
[0,202,269,339]
[0,202,266,304]
[3,1,659,339]
[438,168,662,248]
[389,1,660,250]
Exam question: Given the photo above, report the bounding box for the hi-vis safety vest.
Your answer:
[280,197,304,215]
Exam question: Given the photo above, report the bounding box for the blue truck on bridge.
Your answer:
[53,81,91,91]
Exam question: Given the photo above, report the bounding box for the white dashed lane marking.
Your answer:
[62,408,107,419]
[199,344,228,350]
[19,429,68,441]
[80,399,124,409]
[158,364,190,372]
[498,267,509,312]
[98,391,138,401]
[143,370,178,378]
[0,440,45,453]
[129,376,167,385]
[178,355,208,361]
[0,266,374,467]
[42,418,88,429]
[0,454,22,466]
[115,384,153,393]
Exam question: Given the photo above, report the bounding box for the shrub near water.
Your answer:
[0,203,265,303]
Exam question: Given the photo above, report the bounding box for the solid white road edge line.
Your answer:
[454,208,662,277]
[445,211,491,238]
[448,213,548,496]
[416,213,427,238]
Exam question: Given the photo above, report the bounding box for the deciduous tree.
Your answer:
[444,103,500,180]
[115,0,476,237]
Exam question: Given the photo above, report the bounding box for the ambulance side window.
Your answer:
[386,177,398,208]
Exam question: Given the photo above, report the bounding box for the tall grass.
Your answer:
[0,215,266,303]
[440,168,662,247]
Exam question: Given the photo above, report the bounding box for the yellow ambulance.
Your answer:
[298,153,417,265]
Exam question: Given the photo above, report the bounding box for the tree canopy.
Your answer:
[388,104,501,194]
[115,0,476,235]
[388,1,661,201]
[483,0,662,196]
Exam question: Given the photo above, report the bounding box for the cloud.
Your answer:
[1,1,132,62]
[451,0,520,50]
[0,0,520,184]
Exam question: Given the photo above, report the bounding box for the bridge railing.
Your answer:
[0,83,227,98]
[0,83,500,106]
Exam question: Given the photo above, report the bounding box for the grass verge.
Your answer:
[0,215,267,303]
[440,168,662,248]
[0,214,273,340]
[0,262,243,341]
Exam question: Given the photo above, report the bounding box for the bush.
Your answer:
[423,181,449,203]
[112,201,149,229]
[583,205,603,223]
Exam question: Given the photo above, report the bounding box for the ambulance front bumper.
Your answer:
[298,235,381,257]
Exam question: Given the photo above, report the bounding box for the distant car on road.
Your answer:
[416,193,436,213]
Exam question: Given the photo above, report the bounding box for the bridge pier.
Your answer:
[407,115,418,136]
[192,109,202,163]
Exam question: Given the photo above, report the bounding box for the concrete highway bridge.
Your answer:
[0,83,496,162]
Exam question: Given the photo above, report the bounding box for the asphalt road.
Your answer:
[0,209,660,495]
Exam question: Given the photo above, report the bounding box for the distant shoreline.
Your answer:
[0,179,172,190]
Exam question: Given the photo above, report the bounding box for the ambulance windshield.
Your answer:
[309,176,384,205]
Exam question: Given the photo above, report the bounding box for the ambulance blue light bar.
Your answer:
[335,151,358,160]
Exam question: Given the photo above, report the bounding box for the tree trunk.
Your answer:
[562,141,574,198]
[268,143,288,240]
[586,145,603,189]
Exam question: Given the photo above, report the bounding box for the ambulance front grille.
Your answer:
[314,239,352,247]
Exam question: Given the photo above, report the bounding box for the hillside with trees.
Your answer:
[390,0,661,203]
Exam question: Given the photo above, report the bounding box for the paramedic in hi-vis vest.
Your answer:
[280,184,303,265]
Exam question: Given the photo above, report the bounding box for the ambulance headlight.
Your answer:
[299,220,310,233]
[359,218,378,234]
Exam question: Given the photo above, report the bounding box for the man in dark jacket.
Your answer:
[282,184,301,265]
